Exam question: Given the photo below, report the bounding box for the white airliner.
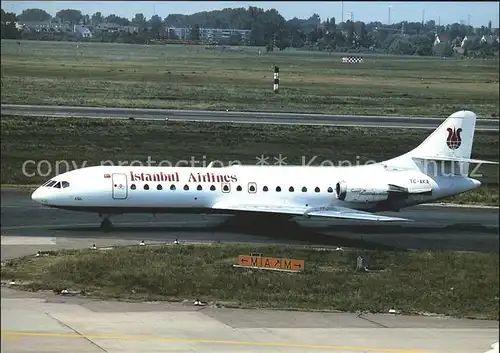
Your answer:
[31,110,497,230]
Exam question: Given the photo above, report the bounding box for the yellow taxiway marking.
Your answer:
[0,331,433,353]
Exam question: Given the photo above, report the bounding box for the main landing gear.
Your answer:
[99,213,113,231]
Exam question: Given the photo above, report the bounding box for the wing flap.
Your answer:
[304,208,411,222]
[211,202,307,215]
[211,202,411,222]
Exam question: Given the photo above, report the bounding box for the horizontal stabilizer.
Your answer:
[413,156,499,164]
[211,202,412,222]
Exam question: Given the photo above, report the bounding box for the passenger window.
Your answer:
[62,181,70,188]
[263,186,268,191]
[276,186,281,192]
[144,184,149,190]
[327,187,333,193]
[131,184,136,190]
[315,187,320,193]
[210,185,216,191]
[289,186,294,192]
[184,185,189,190]
[157,184,162,190]
[222,184,230,193]
[197,185,202,191]
[237,185,242,191]
[54,182,61,188]
[302,187,307,192]
[170,185,176,190]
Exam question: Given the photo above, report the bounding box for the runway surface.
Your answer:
[2,104,499,131]
[1,189,498,261]
[1,189,499,353]
[1,286,498,353]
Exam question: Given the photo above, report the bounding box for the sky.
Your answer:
[2,1,499,28]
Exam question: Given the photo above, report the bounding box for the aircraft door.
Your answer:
[112,173,128,199]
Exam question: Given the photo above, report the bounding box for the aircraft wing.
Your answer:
[211,202,411,222]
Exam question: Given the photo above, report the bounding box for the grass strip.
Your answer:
[2,244,498,320]
[1,40,498,117]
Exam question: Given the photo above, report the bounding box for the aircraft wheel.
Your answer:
[100,218,113,231]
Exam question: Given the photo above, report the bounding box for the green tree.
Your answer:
[477,41,495,57]
[56,9,83,25]
[345,20,355,47]
[357,22,369,47]
[424,20,435,31]
[91,12,103,24]
[18,8,51,22]
[1,9,21,39]
[105,14,130,26]
[249,22,265,46]
[433,42,454,57]
[150,15,163,36]
[388,38,415,55]
[9,5,498,55]
[133,13,146,31]
[408,34,433,56]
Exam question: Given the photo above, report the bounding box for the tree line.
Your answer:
[2,7,499,57]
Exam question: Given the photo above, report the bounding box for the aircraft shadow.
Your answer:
[50,219,498,252]
[299,223,499,235]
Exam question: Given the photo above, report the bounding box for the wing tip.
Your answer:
[378,217,413,222]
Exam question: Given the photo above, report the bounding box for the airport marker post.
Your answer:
[273,66,279,93]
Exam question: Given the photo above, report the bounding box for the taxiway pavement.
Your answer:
[1,189,499,353]
[1,189,498,261]
[2,104,498,131]
[1,286,498,353]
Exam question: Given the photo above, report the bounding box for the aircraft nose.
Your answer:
[31,187,46,204]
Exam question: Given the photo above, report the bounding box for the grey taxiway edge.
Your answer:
[2,104,498,131]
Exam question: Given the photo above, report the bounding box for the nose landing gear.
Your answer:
[99,213,113,231]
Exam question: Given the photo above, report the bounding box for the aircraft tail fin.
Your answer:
[388,110,497,175]
[407,110,476,160]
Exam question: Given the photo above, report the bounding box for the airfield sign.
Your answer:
[235,255,305,272]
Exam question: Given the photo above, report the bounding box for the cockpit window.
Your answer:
[43,180,70,188]
[42,180,52,186]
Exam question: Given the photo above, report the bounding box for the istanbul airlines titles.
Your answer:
[128,171,238,183]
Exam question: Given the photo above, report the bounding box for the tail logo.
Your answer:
[446,127,462,149]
